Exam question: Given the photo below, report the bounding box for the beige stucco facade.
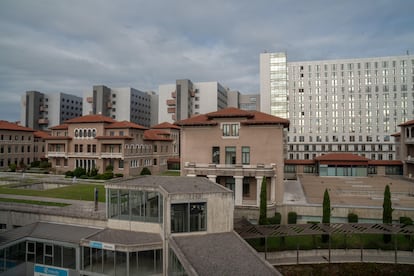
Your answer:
[177,108,289,211]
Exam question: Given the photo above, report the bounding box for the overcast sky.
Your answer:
[1,0,413,122]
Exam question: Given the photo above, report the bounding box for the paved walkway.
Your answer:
[260,249,414,266]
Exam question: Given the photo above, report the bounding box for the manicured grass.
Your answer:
[0,198,70,207]
[158,170,180,176]
[247,233,414,252]
[0,184,106,202]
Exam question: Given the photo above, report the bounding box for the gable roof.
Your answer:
[0,121,34,132]
[105,120,148,130]
[398,119,414,127]
[64,114,116,124]
[144,129,173,141]
[33,131,51,139]
[151,122,180,130]
[175,107,289,127]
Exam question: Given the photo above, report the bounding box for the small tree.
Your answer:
[288,212,297,224]
[322,188,331,242]
[258,177,268,225]
[140,167,151,175]
[383,184,393,243]
[348,213,358,223]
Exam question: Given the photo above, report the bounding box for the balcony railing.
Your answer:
[46,152,67,158]
[100,152,123,159]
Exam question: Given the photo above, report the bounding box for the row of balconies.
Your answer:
[46,152,124,159]
[183,162,277,177]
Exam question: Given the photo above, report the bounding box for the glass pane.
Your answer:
[190,203,206,232]
[171,204,188,233]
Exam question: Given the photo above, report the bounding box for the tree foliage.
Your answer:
[258,177,268,225]
[322,189,331,223]
[322,188,331,242]
[382,184,393,243]
[140,167,152,175]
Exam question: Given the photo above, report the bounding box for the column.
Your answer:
[234,176,243,206]
[256,176,263,207]
[270,177,276,203]
[207,175,217,183]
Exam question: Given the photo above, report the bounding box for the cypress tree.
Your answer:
[258,177,268,225]
[382,184,393,243]
[322,188,331,242]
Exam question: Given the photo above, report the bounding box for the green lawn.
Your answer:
[0,197,70,207]
[247,233,414,252]
[0,184,106,202]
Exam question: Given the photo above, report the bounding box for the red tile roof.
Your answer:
[34,131,51,139]
[0,120,34,132]
[398,119,414,127]
[152,122,181,130]
[65,114,116,124]
[368,160,403,165]
[44,136,72,140]
[175,107,289,127]
[95,136,133,140]
[315,153,369,162]
[49,124,69,130]
[144,129,173,141]
[105,121,148,130]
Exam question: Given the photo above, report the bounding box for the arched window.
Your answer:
[411,127,414,138]
[83,129,87,137]
[79,129,83,137]
[88,129,92,137]
[92,129,97,137]
[74,129,79,137]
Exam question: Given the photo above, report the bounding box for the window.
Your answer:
[171,202,206,233]
[242,147,250,165]
[222,123,239,137]
[119,160,124,169]
[243,178,250,197]
[225,147,236,164]
[212,147,220,164]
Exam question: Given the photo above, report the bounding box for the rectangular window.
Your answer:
[171,202,206,233]
[119,160,124,169]
[212,147,220,164]
[242,146,250,165]
[222,123,239,137]
[225,146,236,164]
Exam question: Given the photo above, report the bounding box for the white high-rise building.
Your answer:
[158,79,228,123]
[83,85,158,127]
[20,91,82,131]
[260,53,414,160]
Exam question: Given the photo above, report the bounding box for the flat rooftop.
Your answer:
[107,175,232,194]
[296,175,414,208]
[171,232,280,276]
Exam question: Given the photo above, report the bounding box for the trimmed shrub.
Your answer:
[30,160,40,167]
[39,161,51,168]
[115,173,124,177]
[259,177,268,225]
[400,216,413,225]
[288,212,297,224]
[105,164,114,172]
[65,171,74,177]
[268,212,282,225]
[8,164,17,172]
[140,167,151,175]
[100,172,114,180]
[348,213,358,223]
[73,167,86,178]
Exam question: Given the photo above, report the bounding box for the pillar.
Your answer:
[256,176,263,207]
[270,177,276,203]
[234,176,243,206]
[207,175,217,183]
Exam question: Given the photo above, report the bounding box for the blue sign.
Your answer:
[89,241,103,249]
[34,264,68,276]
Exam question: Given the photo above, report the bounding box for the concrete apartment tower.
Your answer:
[20,91,82,131]
[158,79,228,123]
[83,85,158,127]
[260,52,414,161]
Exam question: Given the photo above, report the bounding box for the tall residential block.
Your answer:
[83,85,157,128]
[158,79,228,123]
[20,91,82,131]
[260,53,414,160]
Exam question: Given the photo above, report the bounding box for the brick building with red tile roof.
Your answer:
[45,115,179,176]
